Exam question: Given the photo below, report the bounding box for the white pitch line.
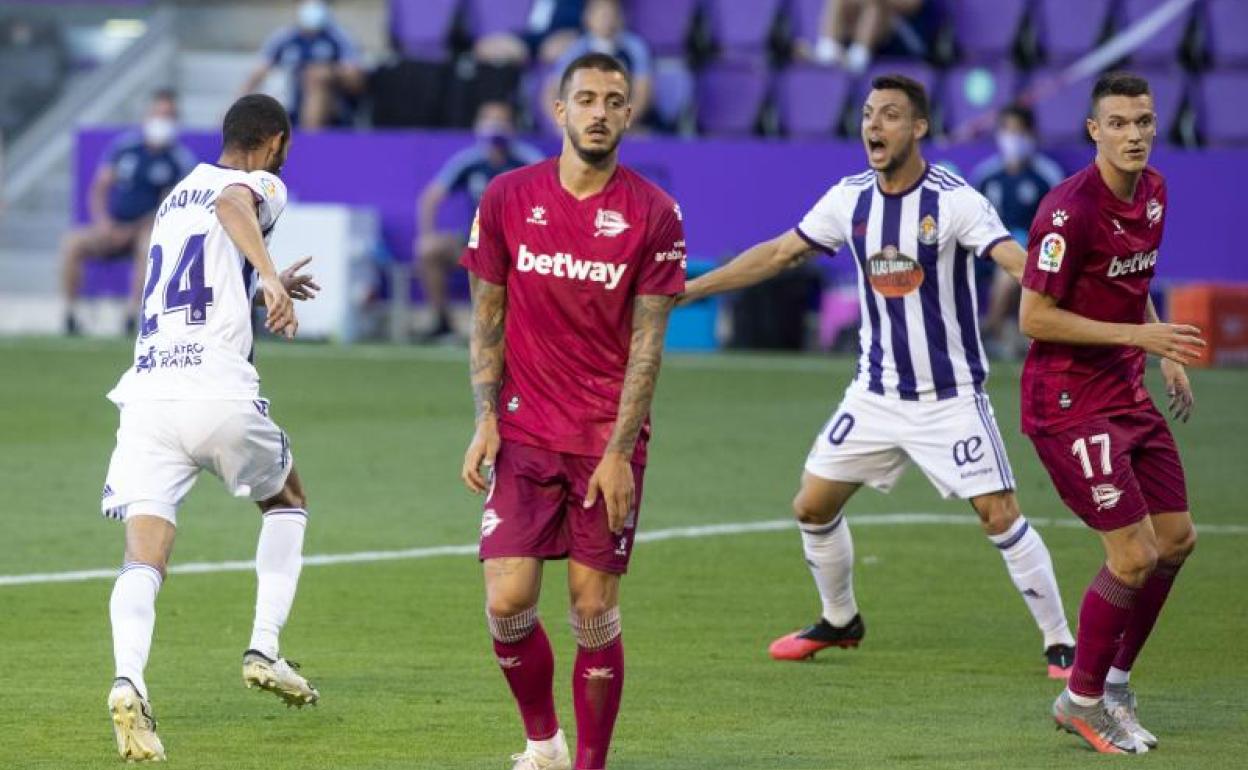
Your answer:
[1,513,1244,589]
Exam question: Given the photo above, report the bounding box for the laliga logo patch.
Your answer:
[1037,233,1065,273]
[867,245,924,298]
[918,214,938,246]
[1146,198,1163,227]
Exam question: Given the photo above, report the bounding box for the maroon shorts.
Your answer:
[477,440,645,574]
[1027,406,1188,531]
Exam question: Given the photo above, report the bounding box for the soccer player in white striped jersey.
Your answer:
[682,74,1077,676]
[99,95,320,762]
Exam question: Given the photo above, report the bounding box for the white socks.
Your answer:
[249,509,307,659]
[1106,666,1131,686]
[799,516,858,627]
[989,516,1075,649]
[110,563,163,699]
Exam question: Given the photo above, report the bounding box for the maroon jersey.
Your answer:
[460,158,686,464]
[1020,163,1168,435]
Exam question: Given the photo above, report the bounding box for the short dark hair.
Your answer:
[222,94,291,151]
[1091,71,1151,112]
[999,103,1035,132]
[558,52,632,99]
[870,74,929,120]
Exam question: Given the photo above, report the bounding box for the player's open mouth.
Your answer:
[587,125,609,138]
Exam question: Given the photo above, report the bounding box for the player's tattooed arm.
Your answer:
[682,229,814,304]
[607,294,675,455]
[468,274,507,423]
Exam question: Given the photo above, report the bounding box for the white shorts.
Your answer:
[804,388,1015,499]
[101,399,293,525]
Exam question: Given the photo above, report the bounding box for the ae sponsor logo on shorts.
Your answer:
[953,436,994,480]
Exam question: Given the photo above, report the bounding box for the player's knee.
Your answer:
[486,603,538,643]
[1114,541,1159,588]
[972,492,1019,536]
[1159,523,1196,566]
[569,605,621,651]
[792,490,840,525]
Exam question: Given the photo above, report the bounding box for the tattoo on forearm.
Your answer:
[607,295,674,454]
[469,275,507,422]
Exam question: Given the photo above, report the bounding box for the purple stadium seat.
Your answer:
[1121,0,1194,65]
[705,0,784,58]
[776,65,852,137]
[1030,70,1093,145]
[652,57,695,128]
[466,0,533,38]
[947,0,1028,63]
[790,0,826,45]
[1037,0,1114,62]
[941,64,1020,136]
[1134,67,1186,134]
[389,0,460,59]
[1198,72,1248,145]
[626,0,700,57]
[1206,0,1248,67]
[696,61,771,135]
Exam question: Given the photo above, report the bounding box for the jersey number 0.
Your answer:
[140,233,215,338]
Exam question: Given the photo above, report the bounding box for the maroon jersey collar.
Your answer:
[552,156,622,204]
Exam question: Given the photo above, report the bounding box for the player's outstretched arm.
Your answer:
[1020,288,1205,366]
[461,273,507,494]
[586,294,675,534]
[217,185,297,339]
[680,229,816,304]
[986,239,1025,282]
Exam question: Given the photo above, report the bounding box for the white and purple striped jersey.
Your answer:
[108,163,287,404]
[797,164,1011,401]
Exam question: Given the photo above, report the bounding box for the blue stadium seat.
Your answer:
[1121,0,1196,66]
[389,0,460,60]
[696,60,771,136]
[946,0,1028,63]
[1198,71,1248,145]
[626,0,700,57]
[704,0,784,61]
[941,64,1021,137]
[776,65,852,137]
[1036,0,1115,63]
[1205,0,1248,67]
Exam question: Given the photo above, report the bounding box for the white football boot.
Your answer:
[242,649,319,707]
[107,678,166,762]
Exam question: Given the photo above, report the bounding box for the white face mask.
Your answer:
[143,116,176,147]
[298,0,329,31]
[996,131,1034,166]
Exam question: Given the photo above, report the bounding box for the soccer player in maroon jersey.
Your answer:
[1019,72,1205,755]
[458,52,685,770]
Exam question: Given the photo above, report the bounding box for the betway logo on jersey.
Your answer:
[517,244,627,290]
[1108,249,1158,278]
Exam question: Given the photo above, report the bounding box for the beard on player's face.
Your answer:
[264,137,289,176]
[567,120,621,165]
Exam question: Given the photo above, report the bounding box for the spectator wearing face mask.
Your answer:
[240,0,365,129]
[60,89,196,336]
[413,102,544,341]
[972,104,1066,358]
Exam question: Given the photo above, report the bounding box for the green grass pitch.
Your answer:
[1,337,1245,769]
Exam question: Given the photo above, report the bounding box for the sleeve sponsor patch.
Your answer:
[467,209,480,249]
[1037,232,1066,273]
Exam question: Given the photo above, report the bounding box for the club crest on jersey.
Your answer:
[527,206,548,226]
[918,214,938,246]
[594,208,630,238]
[1146,198,1163,227]
[1037,233,1065,273]
[867,245,924,297]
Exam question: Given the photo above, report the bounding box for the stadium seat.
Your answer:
[776,65,852,137]
[466,0,533,38]
[1121,0,1195,65]
[696,61,771,136]
[1198,72,1248,145]
[389,0,460,60]
[789,0,826,48]
[946,0,1028,63]
[1205,0,1248,67]
[1036,0,1114,63]
[1134,67,1187,137]
[651,57,695,131]
[626,0,700,57]
[1029,70,1093,145]
[941,64,1020,137]
[704,0,784,61]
